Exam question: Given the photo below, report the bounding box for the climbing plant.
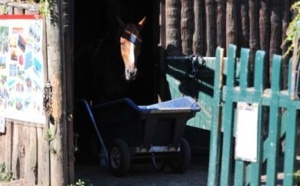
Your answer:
[282,1,300,57]
[0,163,12,182]
[38,0,51,16]
[283,1,300,183]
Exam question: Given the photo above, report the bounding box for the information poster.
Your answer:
[0,15,45,124]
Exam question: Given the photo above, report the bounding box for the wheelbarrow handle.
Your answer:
[80,99,109,163]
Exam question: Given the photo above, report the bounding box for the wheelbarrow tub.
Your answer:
[91,96,201,152]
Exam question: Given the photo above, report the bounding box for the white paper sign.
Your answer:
[0,117,5,133]
[235,102,259,162]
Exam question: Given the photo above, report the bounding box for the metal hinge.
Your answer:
[43,81,53,115]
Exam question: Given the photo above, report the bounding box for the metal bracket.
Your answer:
[166,54,206,80]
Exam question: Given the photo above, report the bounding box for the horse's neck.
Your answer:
[91,30,129,104]
[103,31,123,67]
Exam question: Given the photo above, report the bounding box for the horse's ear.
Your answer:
[138,16,146,30]
[117,17,125,29]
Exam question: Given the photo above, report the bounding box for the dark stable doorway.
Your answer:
[73,0,157,165]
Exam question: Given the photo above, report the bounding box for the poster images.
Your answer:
[0,16,45,124]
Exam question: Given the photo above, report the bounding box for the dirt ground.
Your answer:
[0,153,209,186]
[0,180,34,186]
[74,153,209,186]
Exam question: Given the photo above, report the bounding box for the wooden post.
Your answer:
[226,0,237,50]
[45,0,67,185]
[216,0,226,49]
[193,0,205,55]
[181,0,193,55]
[205,0,216,56]
[166,0,181,55]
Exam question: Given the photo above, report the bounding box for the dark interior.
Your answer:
[73,0,159,165]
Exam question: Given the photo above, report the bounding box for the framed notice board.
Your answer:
[0,15,45,124]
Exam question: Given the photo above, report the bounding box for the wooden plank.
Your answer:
[11,123,19,179]
[234,160,245,185]
[12,123,34,181]
[253,51,266,92]
[0,126,4,164]
[249,103,263,186]
[17,124,25,179]
[40,127,50,186]
[24,125,30,180]
[250,50,265,186]
[24,126,37,184]
[266,54,282,186]
[207,47,224,186]
[283,59,297,185]
[283,103,297,186]
[37,127,44,185]
[239,48,250,90]
[4,120,12,171]
[220,44,236,186]
[233,47,250,186]
[0,119,12,178]
[225,90,300,109]
[40,12,50,186]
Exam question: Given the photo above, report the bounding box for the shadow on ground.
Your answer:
[75,153,209,186]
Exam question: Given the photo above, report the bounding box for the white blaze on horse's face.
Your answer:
[120,17,146,81]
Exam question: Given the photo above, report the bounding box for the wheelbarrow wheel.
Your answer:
[108,139,131,177]
[169,138,191,174]
[151,156,166,171]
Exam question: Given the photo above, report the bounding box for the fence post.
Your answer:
[233,47,250,186]
[266,54,282,186]
[283,59,298,186]
[208,47,224,186]
[249,50,265,185]
[220,44,236,186]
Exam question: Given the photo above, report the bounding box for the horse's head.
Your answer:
[119,17,146,81]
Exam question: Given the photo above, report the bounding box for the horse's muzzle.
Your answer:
[125,68,137,81]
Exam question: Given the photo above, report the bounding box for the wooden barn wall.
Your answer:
[0,121,48,184]
[163,0,296,86]
[0,0,74,185]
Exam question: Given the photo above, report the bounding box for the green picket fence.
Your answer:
[208,44,300,186]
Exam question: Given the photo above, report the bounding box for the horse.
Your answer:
[73,16,146,165]
[78,16,146,105]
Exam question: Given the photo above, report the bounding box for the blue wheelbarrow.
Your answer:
[80,96,201,177]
